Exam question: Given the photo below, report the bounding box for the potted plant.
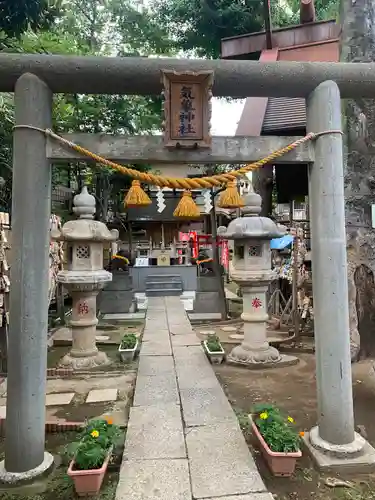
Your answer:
[68,418,120,496]
[250,404,302,477]
[203,334,225,364]
[118,333,138,362]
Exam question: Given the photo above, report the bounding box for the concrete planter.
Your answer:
[203,340,225,364]
[250,416,301,477]
[68,448,112,496]
[118,341,138,363]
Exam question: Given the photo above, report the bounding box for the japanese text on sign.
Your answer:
[179,85,196,136]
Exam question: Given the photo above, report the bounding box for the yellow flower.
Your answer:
[260,412,268,420]
[287,416,295,424]
[104,416,113,425]
[91,430,99,438]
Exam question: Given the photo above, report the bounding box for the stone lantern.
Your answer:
[221,187,297,368]
[52,186,113,369]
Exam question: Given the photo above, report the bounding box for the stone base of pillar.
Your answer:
[303,428,375,473]
[59,349,110,370]
[227,344,299,369]
[0,452,54,484]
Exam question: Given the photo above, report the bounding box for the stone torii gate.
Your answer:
[0,54,375,481]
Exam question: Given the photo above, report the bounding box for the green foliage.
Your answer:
[285,0,339,22]
[0,0,61,38]
[253,403,301,453]
[151,0,340,59]
[69,418,120,471]
[151,0,264,58]
[0,0,165,217]
[206,334,223,352]
[120,333,137,350]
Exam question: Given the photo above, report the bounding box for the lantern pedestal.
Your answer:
[221,185,298,370]
[58,276,111,370]
[228,281,281,365]
[52,187,114,371]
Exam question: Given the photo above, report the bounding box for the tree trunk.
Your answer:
[252,164,273,216]
[341,0,375,360]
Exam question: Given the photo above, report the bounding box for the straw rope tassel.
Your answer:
[218,180,244,209]
[124,180,152,207]
[173,190,201,218]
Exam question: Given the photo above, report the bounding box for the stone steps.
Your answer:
[146,274,182,282]
[146,288,182,297]
[145,274,183,297]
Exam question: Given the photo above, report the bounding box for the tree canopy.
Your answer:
[0,0,61,38]
[0,0,168,217]
[0,0,341,217]
[150,0,340,59]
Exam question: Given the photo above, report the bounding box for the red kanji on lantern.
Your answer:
[78,302,89,315]
[252,298,262,309]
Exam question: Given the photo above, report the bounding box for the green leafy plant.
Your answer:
[253,403,302,453]
[120,333,137,350]
[69,418,120,471]
[206,334,223,352]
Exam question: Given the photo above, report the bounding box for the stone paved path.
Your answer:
[115,296,273,500]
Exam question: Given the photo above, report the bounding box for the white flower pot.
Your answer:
[203,340,225,364]
[118,341,138,362]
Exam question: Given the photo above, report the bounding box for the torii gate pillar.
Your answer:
[305,80,375,469]
[0,74,54,482]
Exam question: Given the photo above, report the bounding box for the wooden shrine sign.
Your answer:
[161,70,214,149]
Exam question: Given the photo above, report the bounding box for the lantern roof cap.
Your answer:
[51,186,114,242]
[222,182,285,240]
[73,186,96,219]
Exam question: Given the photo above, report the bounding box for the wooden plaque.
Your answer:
[161,70,213,149]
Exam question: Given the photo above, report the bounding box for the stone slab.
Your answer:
[103,312,145,320]
[171,334,201,346]
[173,346,208,368]
[142,329,170,342]
[0,406,6,418]
[186,423,265,499]
[173,345,206,359]
[188,313,222,322]
[303,433,375,473]
[45,392,75,406]
[96,335,110,341]
[134,374,179,406]
[140,339,172,356]
[176,366,221,390]
[116,459,191,500]
[147,304,166,310]
[229,334,244,340]
[199,330,216,336]
[146,313,167,322]
[169,325,193,335]
[179,387,237,427]
[165,296,183,306]
[86,388,118,403]
[221,326,237,332]
[125,404,186,459]
[146,312,167,321]
[206,495,274,500]
[145,323,169,332]
[138,355,175,376]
